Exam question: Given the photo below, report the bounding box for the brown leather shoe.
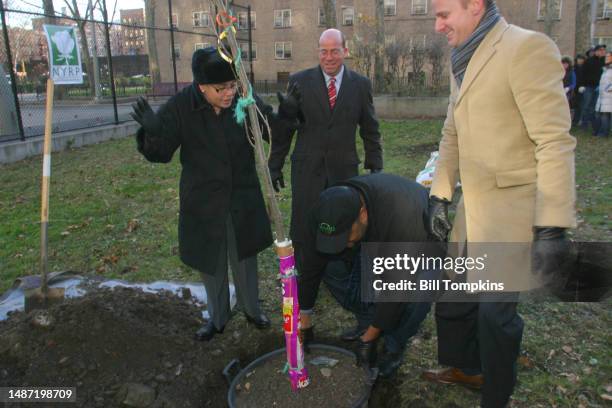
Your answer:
[422,367,483,390]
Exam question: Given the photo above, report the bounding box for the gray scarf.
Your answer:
[451,1,501,88]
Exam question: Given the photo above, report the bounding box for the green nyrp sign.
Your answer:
[43,25,83,85]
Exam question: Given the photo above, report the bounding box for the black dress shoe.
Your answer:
[340,325,367,341]
[195,321,223,342]
[245,313,271,329]
[378,351,404,378]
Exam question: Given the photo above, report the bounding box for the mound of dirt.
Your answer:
[0,286,285,407]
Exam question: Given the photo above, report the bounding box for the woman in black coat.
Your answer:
[131,47,275,341]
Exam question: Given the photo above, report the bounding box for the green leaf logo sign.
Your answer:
[51,29,77,65]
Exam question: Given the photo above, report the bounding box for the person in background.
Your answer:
[580,44,607,130]
[572,54,586,126]
[562,56,576,103]
[593,51,612,138]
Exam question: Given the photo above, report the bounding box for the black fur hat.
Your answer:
[192,47,235,85]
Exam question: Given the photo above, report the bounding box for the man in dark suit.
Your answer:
[269,29,383,339]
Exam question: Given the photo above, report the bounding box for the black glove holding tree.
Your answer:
[532,227,572,294]
[276,82,302,120]
[428,196,452,242]
[130,97,161,136]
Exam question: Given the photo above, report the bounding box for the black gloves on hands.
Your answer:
[532,227,572,294]
[356,337,379,368]
[277,82,301,120]
[130,97,161,136]
[428,196,452,242]
[270,169,285,192]
[299,326,314,353]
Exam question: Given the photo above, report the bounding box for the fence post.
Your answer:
[247,5,254,83]
[102,0,118,124]
[168,0,178,93]
[1,2,26,140]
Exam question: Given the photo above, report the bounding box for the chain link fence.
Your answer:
[0,0,253,142]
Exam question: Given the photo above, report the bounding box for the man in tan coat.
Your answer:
[423,1,576,407]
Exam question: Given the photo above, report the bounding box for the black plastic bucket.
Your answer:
[224,344,377,408]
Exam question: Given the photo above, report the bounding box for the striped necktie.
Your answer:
[328,77,337,109]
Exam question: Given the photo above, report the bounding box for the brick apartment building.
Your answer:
[151,0,612,83]
[120,8,147,55]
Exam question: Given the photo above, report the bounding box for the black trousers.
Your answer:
[435,293,523,408]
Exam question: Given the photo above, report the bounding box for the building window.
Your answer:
[594,37,612,49]
[192,11,210,27]
[275,42,292,59]
[173,44,181,59]
[596,0,612,18]
[412,0,427,15]
[194,42,210,51]
[537,0,562,20]
[318,8,326,26]
[237,11,256,30]
[169,13,178,29]
[239,42,257,60]
[274,9,291,28]
[409,34,427,48]
[342,7,354,26]
[384,0,397,16]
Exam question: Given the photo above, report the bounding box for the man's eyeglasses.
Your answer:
[318,48,344,57]
[211,82,238,93]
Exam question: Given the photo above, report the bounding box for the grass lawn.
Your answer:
[0,120,610,406]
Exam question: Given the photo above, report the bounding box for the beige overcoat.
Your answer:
[431,19,577,291]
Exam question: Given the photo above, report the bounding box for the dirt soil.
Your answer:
[234,349,367,407]
[0,286,294,408]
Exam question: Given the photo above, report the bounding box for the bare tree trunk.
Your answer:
[42,0,56,24]
[322,0,336,28]
[144,0,161,89]
[543,0,555,37]
[66,0,95,96]
[574,0,591,55]
[374,0,384,92]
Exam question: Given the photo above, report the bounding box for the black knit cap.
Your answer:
[311,186,362,254]
[192,47,236,85]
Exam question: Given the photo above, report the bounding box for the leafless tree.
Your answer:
[144,0,161,88]
[374,0,385,92]
[351,14,377,80]
[321,0,337,28]
[63,0,96,95]
[427,38,446,94]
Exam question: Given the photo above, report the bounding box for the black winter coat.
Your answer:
[298,173,431,330]
[136,84,274,275]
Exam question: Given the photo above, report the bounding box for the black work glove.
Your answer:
[428,196,452,242]
[356,337,379,368]
[299,326,314,353]
[277,82,301,120]
[532,227,572,295]
[270,169,285,192]
[369,168,382,174]
[130,97,161,136]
